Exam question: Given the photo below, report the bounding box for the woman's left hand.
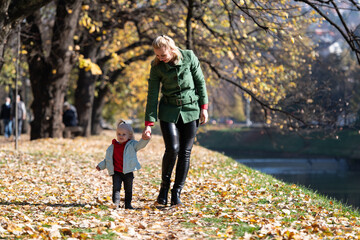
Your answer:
[200,109,208,125]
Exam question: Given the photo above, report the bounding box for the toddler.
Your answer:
[96,120,151,209]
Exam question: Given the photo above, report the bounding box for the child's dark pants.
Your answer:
[112,171,134,207]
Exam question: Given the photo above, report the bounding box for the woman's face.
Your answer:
[154,47,173,63]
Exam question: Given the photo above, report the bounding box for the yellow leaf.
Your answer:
[240,15,245,23]
[90,64,102,75]
[89,25,96,34]
[288,82,296,88]
[227,51,235,60]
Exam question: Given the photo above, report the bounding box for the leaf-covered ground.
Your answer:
[1,132,360,239]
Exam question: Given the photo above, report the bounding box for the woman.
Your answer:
[143,35,209,206]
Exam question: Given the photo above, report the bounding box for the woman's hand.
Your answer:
[142,126,152,140]
[200,109,209,125]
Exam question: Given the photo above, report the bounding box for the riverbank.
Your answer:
[196,127,360,160]
[0,132,359,239]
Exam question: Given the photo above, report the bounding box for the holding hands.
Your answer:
[142,126,152,140]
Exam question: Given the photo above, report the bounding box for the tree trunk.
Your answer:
[0,0,11,70]
[75,63,98,137]
[185,0,194,50]
[90,51,153,135]
[74,29,105,136]
[91,83,108,135]
[23,0,82,140]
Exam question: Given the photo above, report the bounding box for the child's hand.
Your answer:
[96,166,100,171]
[142,127,151,140]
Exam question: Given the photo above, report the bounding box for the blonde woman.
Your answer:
[143,35,209,206]
[97,120,151,209]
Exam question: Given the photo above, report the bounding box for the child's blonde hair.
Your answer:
[152,35,182,66]
[117,119,135,140]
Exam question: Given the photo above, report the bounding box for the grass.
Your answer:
[1,133,360,239]
[196,127,360,159]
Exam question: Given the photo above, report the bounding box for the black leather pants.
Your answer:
[159,117,199,204]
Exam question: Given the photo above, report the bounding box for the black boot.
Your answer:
[157,145,177,205]
[125,203,134,209]
[171,188,182,206]
[157,187,169,205]
[171,148,191,206]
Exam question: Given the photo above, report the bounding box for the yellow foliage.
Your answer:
[78,55,102,75]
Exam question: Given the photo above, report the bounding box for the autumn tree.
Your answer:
[21,0,82,139]
[73,0,154,136]
[146,1,316,128]
[0,0,53,70]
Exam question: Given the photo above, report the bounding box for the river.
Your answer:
[235,158,360,209]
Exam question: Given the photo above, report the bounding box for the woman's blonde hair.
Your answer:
[152,35,182,65]
[116,119,135,140]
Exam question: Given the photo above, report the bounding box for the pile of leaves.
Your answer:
[1,132,359,239]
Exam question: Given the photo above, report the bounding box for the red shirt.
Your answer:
[112,139,129,172]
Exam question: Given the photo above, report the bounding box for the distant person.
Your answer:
[0,97,12,139]
[96,120,151,209]
[11,95,26,139]
[62,102,78,127]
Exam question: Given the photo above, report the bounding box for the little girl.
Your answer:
[96,120,151,209]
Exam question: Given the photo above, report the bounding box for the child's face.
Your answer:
[116,128,130,144]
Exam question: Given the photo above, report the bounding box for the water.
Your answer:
[236,158,360,209]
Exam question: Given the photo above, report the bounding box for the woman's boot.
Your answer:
[157,146,177,205]
[170,188,182,206]
[157,187,169,205]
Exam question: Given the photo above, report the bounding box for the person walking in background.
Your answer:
[96,120,151,209]
[143,35,209,206]
[11,95,26,139]
[63,102,78,127]
[0,97,12,139]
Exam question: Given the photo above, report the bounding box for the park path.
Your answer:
[0,132,216,239]
[1,131,360,239]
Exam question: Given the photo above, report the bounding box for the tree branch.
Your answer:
[200,57,307,125]
[7,0,53,24]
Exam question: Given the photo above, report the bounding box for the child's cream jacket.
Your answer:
[97,138,149,175]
